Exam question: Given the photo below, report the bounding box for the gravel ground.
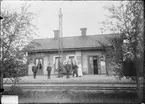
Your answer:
[4,75,135,84]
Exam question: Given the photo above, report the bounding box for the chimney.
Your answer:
[53,30,59,39]
[80,28,87,36]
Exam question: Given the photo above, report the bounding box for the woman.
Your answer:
[77,62,83,77]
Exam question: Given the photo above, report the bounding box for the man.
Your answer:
[57,62,64,78]
[47,63,52,79]
[32,63,37,79]
[64,61,71,78]
[72,61,78,77]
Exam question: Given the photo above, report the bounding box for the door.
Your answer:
[35,58,43,75]
[88,56,98,75]
[68,56,75,74]
[88,56,94,74]
[54,57,61,74]
[93,56,98,74]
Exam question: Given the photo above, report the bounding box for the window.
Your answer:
[69,56,75,65]
[54,57,61,70]
[35,58,43,70]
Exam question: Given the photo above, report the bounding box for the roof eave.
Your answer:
[27,47,107,53]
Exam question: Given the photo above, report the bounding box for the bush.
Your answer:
[122,60,136,76]
[17,65,27,77]
[4,67,27,78]
[3,57,27,78]
[4,85,24,96]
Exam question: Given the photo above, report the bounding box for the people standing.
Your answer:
[37,60,42,74]
[72,61,78,77]
[58,66,64,78]
[58,62,64,78]
[47,63,52,79]
[77,62,83,77]
[64,61,71,78]
[32,63,37,79]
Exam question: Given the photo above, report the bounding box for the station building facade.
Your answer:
[26,28,114,75]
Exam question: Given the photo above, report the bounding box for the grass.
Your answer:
[68,90,138,103]
[18,90,139,103]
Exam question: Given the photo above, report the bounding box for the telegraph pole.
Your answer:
[59,8,63,65]
[58,8,63,77]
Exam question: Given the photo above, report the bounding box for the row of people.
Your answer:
[32,61,83,79]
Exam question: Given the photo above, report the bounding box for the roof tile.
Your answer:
[26,34,115,52]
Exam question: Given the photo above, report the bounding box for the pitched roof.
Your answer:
[26,34,116,52]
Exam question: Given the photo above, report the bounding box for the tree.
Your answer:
[99,34,124,78]
[101,1,144,102]
[1,3,37,84]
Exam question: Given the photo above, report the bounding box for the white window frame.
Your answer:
[66,55,77,64]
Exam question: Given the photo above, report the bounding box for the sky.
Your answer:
[1,1,120,39]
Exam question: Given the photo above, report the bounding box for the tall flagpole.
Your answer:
[58,8,63,77]
[59,8,63,65]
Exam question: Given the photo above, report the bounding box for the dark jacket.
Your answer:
[32,66,37,73]
[72,64,78,71]
[64,64,71,72]
[47,66,52,72]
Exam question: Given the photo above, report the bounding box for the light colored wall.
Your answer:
[82,51,101,74]
[81,51,106,75]
[28,53,48,75]
[28,50,108,75]
[48,51,76,74]
[43,56,48,75]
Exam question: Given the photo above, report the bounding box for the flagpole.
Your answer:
[58,8,63,77]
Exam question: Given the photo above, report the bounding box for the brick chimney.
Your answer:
[80,28,87,36]
[53,30,59,39]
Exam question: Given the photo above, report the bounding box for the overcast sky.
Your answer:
[2,1,120,39]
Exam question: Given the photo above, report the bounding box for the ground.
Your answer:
[3,75,141,103]
[4,75,135,84]
[19,90,138,103]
